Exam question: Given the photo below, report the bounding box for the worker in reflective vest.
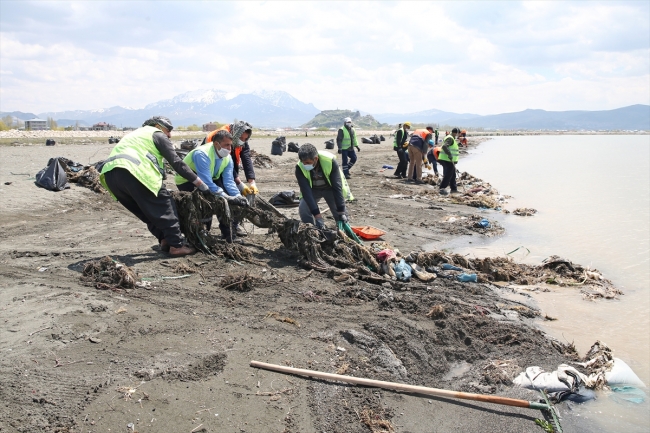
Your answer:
[392,121,411,179]
[437,127,461,195]
[177,129,249,243]
[336,117,361,179]
[295,144,354,230]
[100,116,208,257]
[203,121,255,237]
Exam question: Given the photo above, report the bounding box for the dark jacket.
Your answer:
[395,129,409,149]
[336,126,358,151]
[408,134,427,153]
[295,159,345,216]
[232,141,255,181]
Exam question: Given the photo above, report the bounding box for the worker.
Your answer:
[392,121,411,179]
[100,116,208,257]
[425,126,439,176]
[295,143,354,229]
[336,117,361,179]
[406,128,433,183]
[459,129,468,147]
[434,128,439,144]
[437,127,461,195]
[204,121,256,237]
[176,129,249,243]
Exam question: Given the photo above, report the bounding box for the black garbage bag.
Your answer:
[45,139,56,146]
[269,190,300,207]
[287,142,299,153]
[180,139,198,150]
[35,157,70,191]
[271,141,284,156]
[108,136,121,144]
[361,137,373,144]
[324,139,335,149]
[380,135,386,141]
[371,134,381,144]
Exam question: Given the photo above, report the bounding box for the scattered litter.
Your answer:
[382,165,394,169]
[456,273,478,283]
[81,256,138,290]
[513,208,537,216]
[38,267,48,272]
[220,272,256,292]
[265,312,300,327]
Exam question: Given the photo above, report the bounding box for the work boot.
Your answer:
[234,224,248,237]
[345,173,352,179]
[450,190,461,195]
[169,245,196,257]
[159,239,170,253]
[439,188,449,195]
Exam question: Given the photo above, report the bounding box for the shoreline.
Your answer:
[0,135,625,432]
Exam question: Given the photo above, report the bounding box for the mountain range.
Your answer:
[1,90,648,130]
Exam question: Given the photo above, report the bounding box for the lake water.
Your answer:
[442,135,649,432]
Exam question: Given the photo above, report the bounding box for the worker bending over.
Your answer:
[100,116,207,257]
[295,144,354,229]
[438,127,461,195]
[406,129,433,183]
[177,129,249,243]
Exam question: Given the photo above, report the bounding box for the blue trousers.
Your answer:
[341,148,357,176]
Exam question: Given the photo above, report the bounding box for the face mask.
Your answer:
[217,147,230,158]
[302,164,314,171]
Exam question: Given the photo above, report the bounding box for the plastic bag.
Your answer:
[606,358,646,387]
[35,157,70,191]
[394,259,411,281]
[442,263,462,271]
[457,273,477,282]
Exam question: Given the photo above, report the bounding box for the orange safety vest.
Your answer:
[413,129,430,141]
[433,146,442,159]
[206,124,243,167]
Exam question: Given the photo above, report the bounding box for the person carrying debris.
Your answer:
[203,120,256,237]
[336,117,361,179]
[438,127,461,195]
[100,116,207,257]
[295,143,354,229]
[392,121,411,179]
[406,128,433,183]
[425,126,439,176]
[177,129,249,243]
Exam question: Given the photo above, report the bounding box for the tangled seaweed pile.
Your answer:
[420,171,507,209]
[250,149,274,169]
[513,208,538,216]
[220,272,257,291]
[81,256,138,290]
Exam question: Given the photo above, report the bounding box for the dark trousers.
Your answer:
[104,168,183,247]
[394,148,409,177]
[426,150,439,174]
[177,181,236,242]
[438,160,457,191]
[341,148,357,176]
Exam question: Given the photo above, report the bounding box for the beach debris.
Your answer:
[250,149,274,168]
[513,208,537,216]
[82,256,138,289]
[360,408,395,433]
[220,272,256,292]
[265,312,300,327]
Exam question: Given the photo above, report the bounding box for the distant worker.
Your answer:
[392,121,411,179]
[100,116,208,257]
[406,128,433,183]
[435,128,439,144]
[336,117,361,179]
[438,127,461,195]
[204,121,256,237]
[295,144,354,229]
[425,126,439,176]
[459,129,468,147]
[176,129,249,243]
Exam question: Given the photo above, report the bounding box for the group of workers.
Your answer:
[100,115,355,258]
[393,123,466,195]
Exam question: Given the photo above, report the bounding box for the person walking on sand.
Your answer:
[336,117,361,179]
[203,120,256,237]
[295,144,354,230]
[406,128,432,183]
[100,116,208,257]
[176,129,249,243]
[438,127,461,195]
[392,122,411,178]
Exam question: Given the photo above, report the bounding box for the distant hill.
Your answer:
[448,105,650,130]
[301,110,387,129]
[1,111,39,120]
[374,109,480,126]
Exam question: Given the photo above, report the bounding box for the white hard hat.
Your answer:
[344,117,352,123]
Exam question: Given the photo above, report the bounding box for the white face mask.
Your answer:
[217,147,230,158]
[302,164,314,171]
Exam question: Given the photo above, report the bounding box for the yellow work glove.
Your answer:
[248,183,259,195]
[241,185,254,196]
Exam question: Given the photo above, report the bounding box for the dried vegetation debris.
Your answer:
[513,208,538,216]
[250,149,275,168]
[81,256,138,289]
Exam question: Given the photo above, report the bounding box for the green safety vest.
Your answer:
[100,126,166,199]
[174,143,231,186]
[339,126,359,150]
[297,150,354,201]
[437,134,459,163]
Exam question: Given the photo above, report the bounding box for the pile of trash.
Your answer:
[420,171,507,210]
[35,156,105,194]
[250,149,274,168]
[81,256,139,290]
[361,134,384,144]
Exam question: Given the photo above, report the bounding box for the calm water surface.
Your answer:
[442,135,649,432]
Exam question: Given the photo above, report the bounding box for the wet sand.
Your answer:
[0,134,603,432]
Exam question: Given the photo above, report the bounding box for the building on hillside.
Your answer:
[203,122,219,132]
[92,122,116,131]
[25,118,47,130]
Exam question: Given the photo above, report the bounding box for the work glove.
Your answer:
[248,182,259,195]
[195,179,209,192]
[315,217,326,230]
[236,182,245,193]
[337,148,342,154]
[355,145,361,152]
[338,214,349,224]
[227,195,249,207]
[241,185,254,196]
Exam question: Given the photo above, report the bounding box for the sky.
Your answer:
[1,0,649,115]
